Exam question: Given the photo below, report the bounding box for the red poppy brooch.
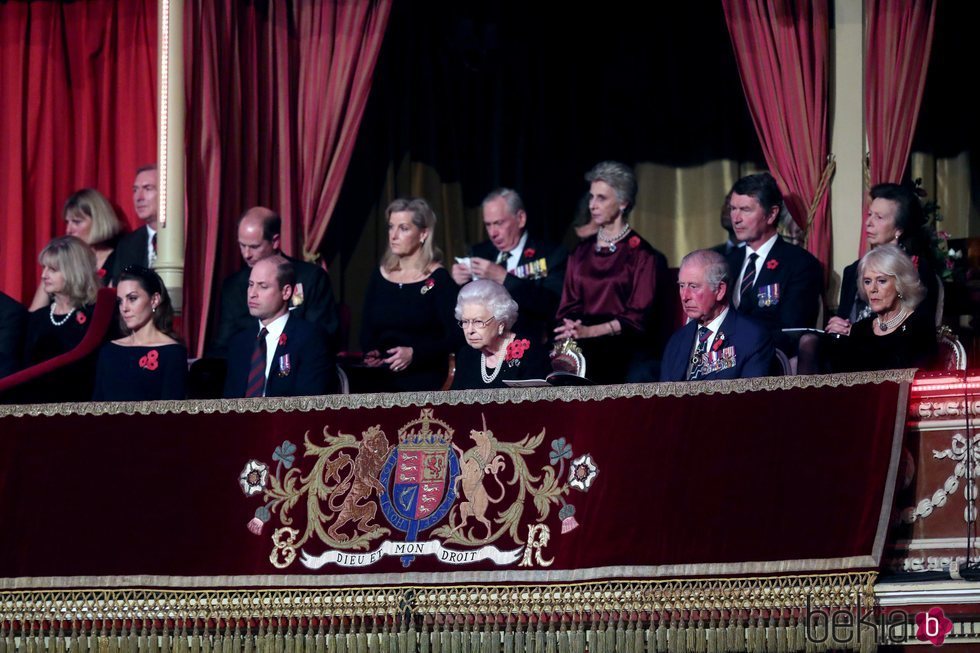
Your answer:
[766,259,779,270]
[506,339,531,367]
[97,268,107,280]
[75,312,87,325]
[279,333,288,347]
[139,349,159,371]
[420,278,436,295]
[628,236,641,249]
[523,248,536,259]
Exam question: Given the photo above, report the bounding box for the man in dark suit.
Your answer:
[725,173,823,357]
[209,207,339,357]
[450,188,567,343]
[112,164,159,276]
[223,256,334,398]
[661,250,772,381]
[0,291,27,378]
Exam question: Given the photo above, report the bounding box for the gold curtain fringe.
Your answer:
[0,574,876,653]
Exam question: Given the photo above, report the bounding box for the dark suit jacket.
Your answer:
[0,292,27,379]
[726,236,823,333]
[659,308,773,382]
[209,255,339,357]
[223,314,335,398]
[469,235,567,343]
[111,225,151,278]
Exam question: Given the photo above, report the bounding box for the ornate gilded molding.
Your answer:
[0,370,915,419]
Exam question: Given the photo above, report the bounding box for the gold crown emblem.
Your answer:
[398,408,454,446]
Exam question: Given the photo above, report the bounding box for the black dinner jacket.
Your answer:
[111,225,151,278]
[209,255,340,358]
[726,236,823,332]
[0,291,27,379]
[469,234,567,343]
[223,314,335,398]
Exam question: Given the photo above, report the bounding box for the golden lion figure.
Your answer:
[326,426,391,541]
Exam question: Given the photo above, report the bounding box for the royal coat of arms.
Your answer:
[239,409,598,569]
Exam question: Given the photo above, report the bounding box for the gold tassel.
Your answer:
[667,622,679,653]
[654,621,667,653]
[615,619,626,653]
[285,625,295,653]
[441,620,452,653]
[764,619,776,653]
[524,621,534,653]
[503,620,514,653]
[515,622,525,653]
[243,624,254,653]
[430,620,441,653]
[227,624,237,653]
[705,622,716,653]
[471,624,482,653]
[160,624,171,653]
[694,619,706,653]
[415,621,426,653]
[276,622,287,653]
[603,620,615,653]
[774,618,785,653]
[256,623,266,653]
[535,622,545,653]
[326,622,335,653]
[336,622,347,653]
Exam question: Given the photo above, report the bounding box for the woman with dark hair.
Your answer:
[555,161,666,383]
[827,183,939,336]
[23,236,102,401]
[92,266,186,401]
[360,198,460,392]
[29,189,124,310]
[831,245,936,371]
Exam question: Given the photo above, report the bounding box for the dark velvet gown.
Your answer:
[359,267,461,392]
[556,231,665,384]
[451,335,551,390]
[21,304,97,402]
[92,342,188,401]
[831,308,937,372]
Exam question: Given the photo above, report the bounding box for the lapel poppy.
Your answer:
[75,311,87,325]
[766,259,779,270]
[279,333,288,347]
[523,248,536,259]
[628,235,641,249]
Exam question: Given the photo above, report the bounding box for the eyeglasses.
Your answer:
[457,316,496,329]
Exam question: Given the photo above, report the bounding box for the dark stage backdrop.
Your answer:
[326,1,765,324]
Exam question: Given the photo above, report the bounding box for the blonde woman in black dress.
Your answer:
[360,198,459,392]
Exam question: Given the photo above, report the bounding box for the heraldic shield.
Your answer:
[379,409,460,566]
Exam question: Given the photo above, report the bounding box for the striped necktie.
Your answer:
[739,252,759,307]
[496,250,510,265]
[688,326,712,380]
[245,327,269,398]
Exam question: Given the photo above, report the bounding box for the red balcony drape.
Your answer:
[861,0,937,256]
[722,0,833,272]
[183,0,391,355]
[0,0,158,299]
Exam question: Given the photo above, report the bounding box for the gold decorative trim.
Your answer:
[0,574,877,623]
[0,370,916,418]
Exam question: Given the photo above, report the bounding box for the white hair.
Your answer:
[454,280,519,329]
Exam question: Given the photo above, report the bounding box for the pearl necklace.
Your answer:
[877,307,910,332]
[49,303,75,327]
[481,335,514,384]
[596,224,631,252]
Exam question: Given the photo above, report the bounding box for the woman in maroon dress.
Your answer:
[555,161,666,384]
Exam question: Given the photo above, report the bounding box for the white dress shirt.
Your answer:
[259,312,290,393]
[734,233,778,308]
[497,232,529,273]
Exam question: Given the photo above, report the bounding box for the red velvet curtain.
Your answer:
[184,0,391,356]
[862,0,937,256]
[0,0,158,301]
[721,0,833,271]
